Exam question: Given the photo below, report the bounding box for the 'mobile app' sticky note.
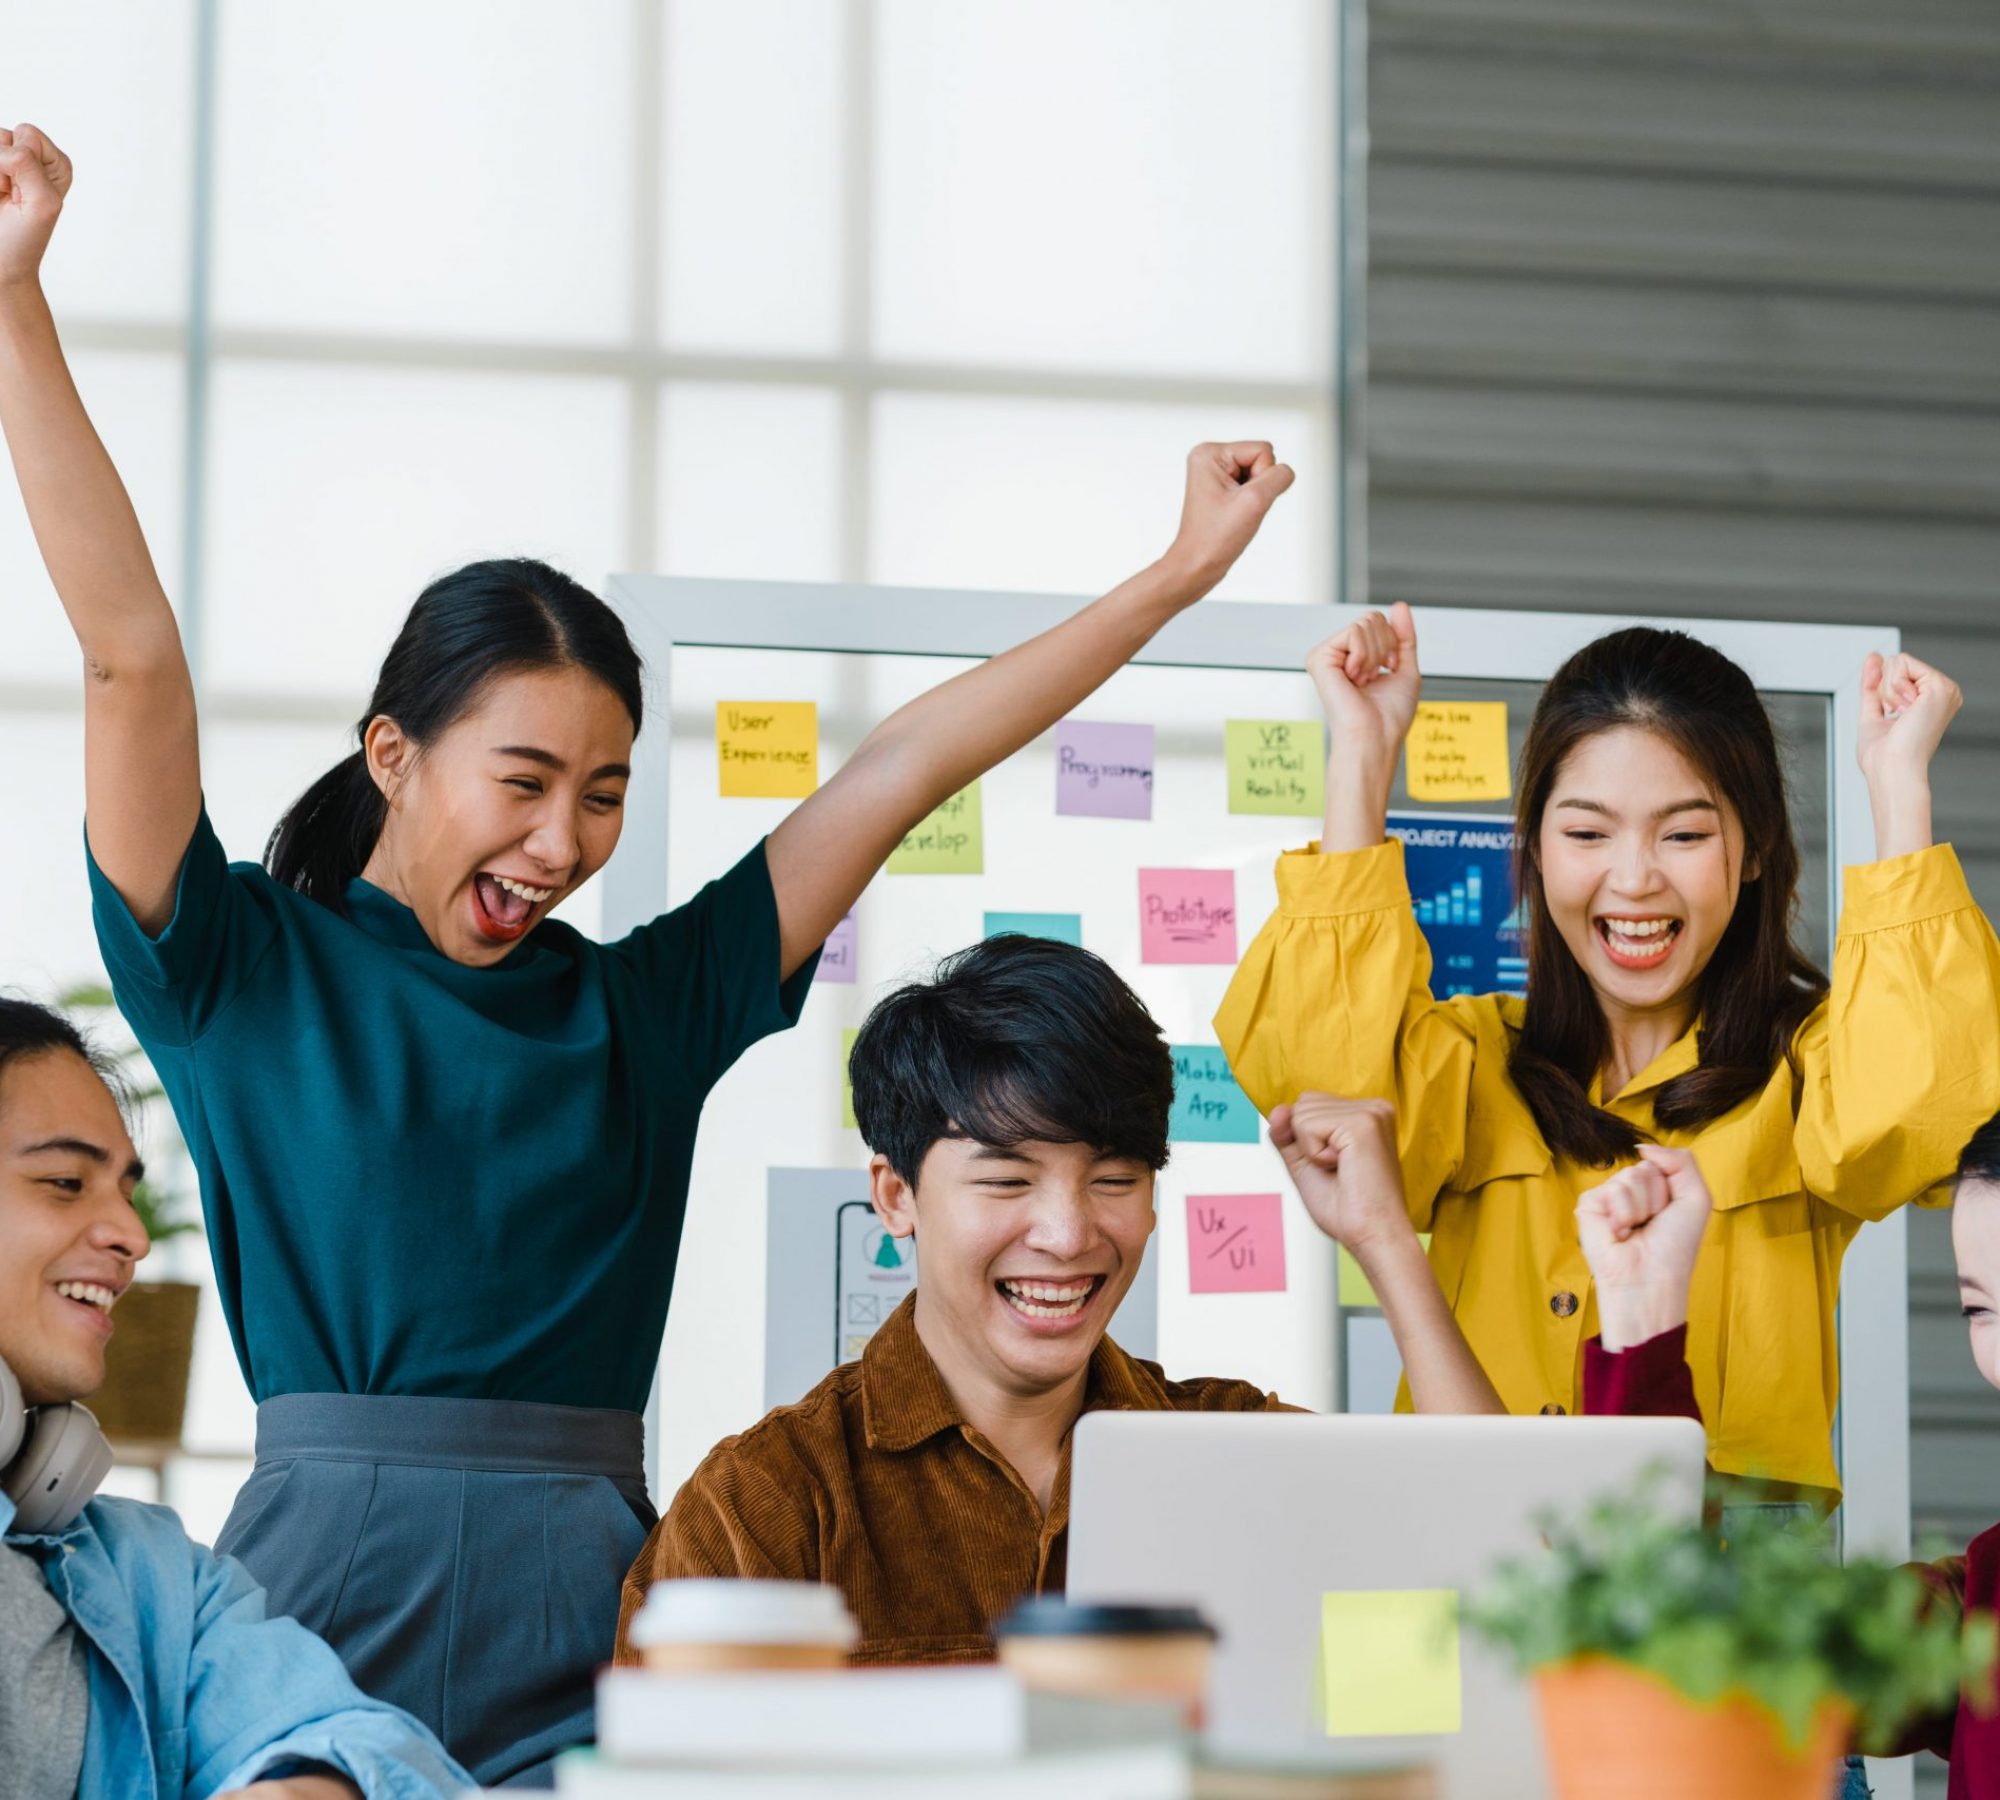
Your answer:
[1321,1589,1463,1738]
[1405,701,1511,803]
[984,911,1083,947]
[1055,718,1155,820]
[815,911,857,985]
[1139,869,1238,964]
[717,701,818,798]
[1170,1046,1260,1144]
[1226,718,1325,816]
[888,782,983,874]
[1186,1193,1286,1294]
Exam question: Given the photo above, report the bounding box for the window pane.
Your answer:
[870,393,1326,603]
[0,353,185,682]
[203,362,628,698]
[662,0,844,354]
[658,382,843,580]
[0,2,194,320]
[213,1,636,342]
[0,710,94,998]
[874,0,1330,379]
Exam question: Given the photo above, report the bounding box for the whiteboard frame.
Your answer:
[602,574,1905,1559]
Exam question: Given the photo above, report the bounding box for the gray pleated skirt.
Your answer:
[215,1393,655,1790]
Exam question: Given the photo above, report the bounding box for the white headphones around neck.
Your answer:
[0,1354,111,1535]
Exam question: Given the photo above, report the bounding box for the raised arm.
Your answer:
[1857,648,1960,859]
[0,125,198,931]
[1273,1092,1503,1415]
[1308,601,1421,853]
[763,441,1293,976]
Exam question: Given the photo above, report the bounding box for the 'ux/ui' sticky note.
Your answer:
[840,1028,859,1129]
[1055,719,1155,820]
[985,911,1083,947]
[1139,869,1238,964]
[1170,1046,1260,1144]
[1405,701,1511,803]
[1186,1193,1286,1294]
[888,783,983,874]
[815,911,857,985]
[1226,719,1325,817]
[1338,1235,1432,1309]
[1321,1590,1463,1737]
[717,701,818,798]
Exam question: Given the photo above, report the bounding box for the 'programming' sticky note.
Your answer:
[1321,1589,1463,1738]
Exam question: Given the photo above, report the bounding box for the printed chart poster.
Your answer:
[1385,810,1526,999]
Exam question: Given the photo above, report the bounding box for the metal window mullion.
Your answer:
[838,0,877,584]
[178,0,221,693]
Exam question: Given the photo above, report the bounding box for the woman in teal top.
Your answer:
[0,124,1296,1785]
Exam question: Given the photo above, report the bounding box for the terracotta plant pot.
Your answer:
[90,1280,201,1445]
[1534,1657,1851,1800]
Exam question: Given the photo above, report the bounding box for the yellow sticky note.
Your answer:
[1226,719,1325,817]
[1338,1236,1430,1309]
[1405,701,1511,803]
[887,782,983,875]
[1321,1590,1463,1737]
[841,1028,859,1130]
[717,701,819,798]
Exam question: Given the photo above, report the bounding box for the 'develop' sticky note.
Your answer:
[888,783,983,874]
[717,701,818,798]
[985,911,1083,947]
[1405,701,1511,803]
[1226,719,1325,816]
[1321,1589,1463,1737]
[1186,1193,1286,1294]
[1170,1046,1260,1144]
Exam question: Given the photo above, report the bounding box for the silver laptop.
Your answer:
[1068,1413,1707,1800]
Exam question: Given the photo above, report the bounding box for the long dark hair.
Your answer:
[1507,628,1828,1166]
[265,559,644,907]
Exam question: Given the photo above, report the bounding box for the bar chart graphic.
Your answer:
[1388,812,1527,998]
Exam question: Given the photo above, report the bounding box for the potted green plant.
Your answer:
[58,982,204,1447]
[1467,1481,1994,1800]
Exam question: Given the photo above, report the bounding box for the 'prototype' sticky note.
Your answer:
[888,783,983,874]
[1139,869,1238,964]
[1056,719,1155,820]
[1186,1193,1286,1294]
[985,911,1083,947]
[1321,1590,1463,1737]
[717,701,818,798]
[1405,702,1511,803]
[840,1028,859,1129]
[1170,1046,1260,1144]
[1226,719,1325,816]
[815,911,857,985]
[1338,1235,1431,1309]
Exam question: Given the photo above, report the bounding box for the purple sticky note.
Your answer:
[1187,1193,1287,1294]
[1139,868,1238,964]
[1056,719,1155,820]
[815,910,857,985]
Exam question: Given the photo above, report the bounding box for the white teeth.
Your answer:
[999,1278,1096,1318]
[493,875,554,903]
[54,1281,115,1311]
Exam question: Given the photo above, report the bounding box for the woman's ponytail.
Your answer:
[264,748,388,906]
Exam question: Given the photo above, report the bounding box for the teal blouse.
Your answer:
[89,810,816,1412]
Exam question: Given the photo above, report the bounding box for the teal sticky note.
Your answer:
[984,911,1083,947]
[1170,1045,1260,1144]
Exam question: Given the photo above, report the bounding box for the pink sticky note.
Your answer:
[815,910,857,985]
[1187,1193,1287,1294]
[1139,868,1238,964]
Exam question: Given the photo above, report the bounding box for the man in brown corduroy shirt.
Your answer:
[615,935,1302,1667]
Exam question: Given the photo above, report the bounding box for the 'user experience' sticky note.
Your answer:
[815,911,857,984]
[1056,719,1155,820]
[888,782,983,874]
[1338,1235,1432,1309]
[1321,1590,1463,1737]
[985,911,1083,947]
[1226,719,1325,816]
[1139,869,1238,964]
[717,701,818,797]
[1405,701,1511,803]
[1186,1193,1286,1293]
[840,1028,859,1129]
[1170,1046,1260,1144]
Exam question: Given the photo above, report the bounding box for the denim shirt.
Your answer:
[1,1488,469,1799]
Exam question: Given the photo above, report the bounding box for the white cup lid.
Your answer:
[630,1579,860,1650]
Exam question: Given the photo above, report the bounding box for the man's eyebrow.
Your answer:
[966,1144,1037,1164]
[20,1136,109,1162]
[493,745,631,781]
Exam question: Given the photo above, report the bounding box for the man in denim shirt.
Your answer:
[0,997,469,1800]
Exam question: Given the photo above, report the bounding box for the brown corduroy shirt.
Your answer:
[615,1292,1298,1666]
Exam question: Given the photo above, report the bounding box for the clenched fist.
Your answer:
[0,124,72,289]
[1161,440,1294,594]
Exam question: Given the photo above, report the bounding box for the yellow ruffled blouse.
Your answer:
[1216,837,2000,1497]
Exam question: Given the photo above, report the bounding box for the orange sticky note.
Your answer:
[1405,701,1510,803]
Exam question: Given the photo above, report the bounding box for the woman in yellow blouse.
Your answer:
[1216,606,2000,1500]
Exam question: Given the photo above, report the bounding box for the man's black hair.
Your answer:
[848,934,1174,1187]
[1960,1111,2000,1187]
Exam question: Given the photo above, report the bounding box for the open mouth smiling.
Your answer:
[1594,915,1683,970]
[995,1274,1106,1322]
